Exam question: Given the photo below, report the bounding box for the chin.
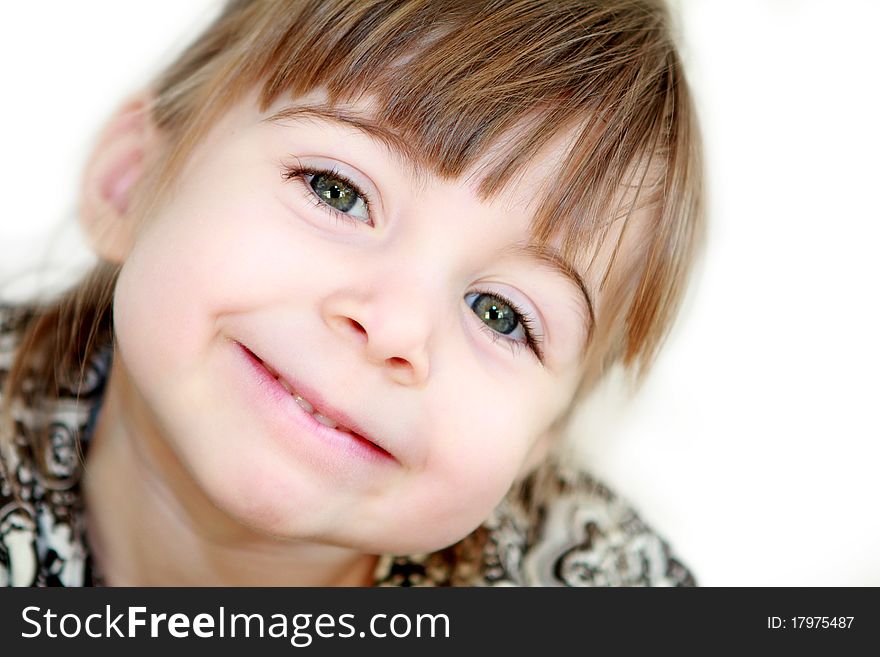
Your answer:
[332,505,496,556]
[173,442,311,538]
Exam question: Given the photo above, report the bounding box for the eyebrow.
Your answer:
[265,104,425,181]
[265,105,596,338]
[501,242,596,333]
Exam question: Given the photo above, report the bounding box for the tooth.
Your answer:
[278,378,295,395]
[293,395,314,414]
[313,412,338,429]
[263,362,279,377]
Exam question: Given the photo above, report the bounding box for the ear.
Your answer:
[79,92,160,263]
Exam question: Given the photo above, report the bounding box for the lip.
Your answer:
[232,340,399,468]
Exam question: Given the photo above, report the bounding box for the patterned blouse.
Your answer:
[0,303,695,587]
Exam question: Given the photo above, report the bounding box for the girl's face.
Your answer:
[110,89,592,554]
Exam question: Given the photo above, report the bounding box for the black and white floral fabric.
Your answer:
[0,303,695,587]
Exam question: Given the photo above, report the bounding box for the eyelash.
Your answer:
[470,289,545,363]
[281,163,545,364]
[281,163,374,227]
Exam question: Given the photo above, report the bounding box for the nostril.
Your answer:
[347,317,367,336]
[387,356,409,369]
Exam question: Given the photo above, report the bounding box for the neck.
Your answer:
[81,354,378,587]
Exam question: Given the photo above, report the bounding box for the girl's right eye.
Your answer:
[283,166,372,225]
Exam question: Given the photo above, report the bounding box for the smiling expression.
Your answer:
[109,88,600,554]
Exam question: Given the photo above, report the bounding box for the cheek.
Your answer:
[112,217,224,401]
[113,180,303,360]
[382,398,540,552]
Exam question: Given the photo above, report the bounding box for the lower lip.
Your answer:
[232,340,397,471]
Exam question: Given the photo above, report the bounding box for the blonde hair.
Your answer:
[1,0,703,485]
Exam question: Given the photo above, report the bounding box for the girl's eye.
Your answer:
[308,172,363,214]
[283,165,371,224]
[465,291,544,363]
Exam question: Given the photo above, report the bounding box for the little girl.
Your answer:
[0,0,703,586]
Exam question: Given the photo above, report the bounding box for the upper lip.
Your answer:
[242,343,399,463]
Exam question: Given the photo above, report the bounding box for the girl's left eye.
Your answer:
[465,291,545,363]
[283,166,371,224]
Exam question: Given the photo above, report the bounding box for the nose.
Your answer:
[322,286,432,387]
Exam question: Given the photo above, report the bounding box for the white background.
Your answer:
[1,1,878,585]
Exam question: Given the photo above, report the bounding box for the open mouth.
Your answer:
[240,344,395,461]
